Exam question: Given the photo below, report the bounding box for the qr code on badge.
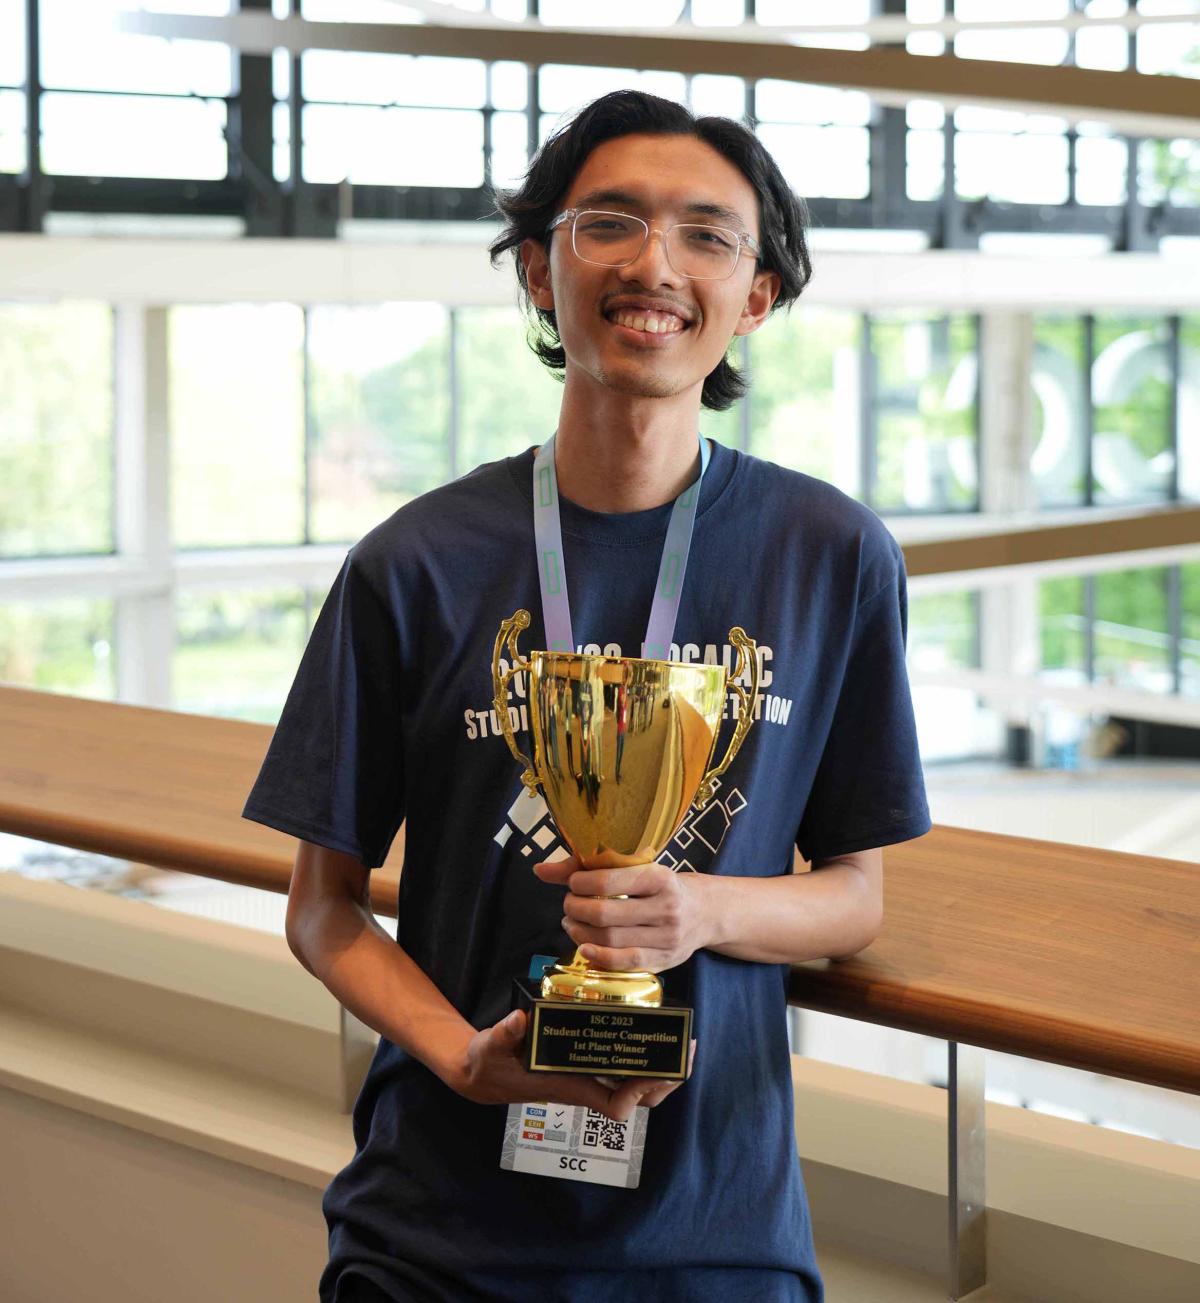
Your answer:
[582,1109,628,1153]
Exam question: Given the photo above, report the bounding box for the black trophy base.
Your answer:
[513,976,692,1080]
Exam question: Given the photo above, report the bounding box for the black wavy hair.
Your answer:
[488,89,814,412]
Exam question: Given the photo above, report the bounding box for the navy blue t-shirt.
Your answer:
[243,440,931,1303]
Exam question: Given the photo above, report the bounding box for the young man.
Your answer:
[244,91,930,1302]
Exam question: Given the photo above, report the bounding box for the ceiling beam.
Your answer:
[117,12,1200,140]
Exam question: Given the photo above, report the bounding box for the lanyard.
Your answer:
[532,433,710,660]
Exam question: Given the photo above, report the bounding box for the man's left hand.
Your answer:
[532,855,712,974]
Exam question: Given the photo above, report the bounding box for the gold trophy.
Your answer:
[491,610,761,1079]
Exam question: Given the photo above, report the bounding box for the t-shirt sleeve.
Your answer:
[795,545,931,864]
[241,549,407,869]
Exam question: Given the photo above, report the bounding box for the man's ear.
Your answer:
[733,268,782,337]
[521,237,554,311]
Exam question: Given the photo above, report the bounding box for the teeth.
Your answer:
[612,310,683,334]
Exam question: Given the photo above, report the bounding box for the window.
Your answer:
[1032,316,1088,508]
[906,100,945,202]
[1182,563,1200,699]
[41,91,229,181]
[907,589,987,762]
[538,66,686,119]
[1039,576,1089,684]
[1181,315,1200,501]
[0,302,114,559]
[300,52,486,108]
[1091,315,1173,505]
[455,307,563,471]
[748,308,861,494]
[309,304,450,542]
[169,305,305,549]
[302,104,485,187]
[954,106,1070,206]
[538,1,686,25]
[0,89,23,172]
[173,587,309,723]
[755,79,871,201]
[1074,121,1127,206]
[1093,567,1171,694]
[37,0,233,181]
[0,598,115,698]
[869,313,979,512]
[0,0,24,89]
[1135,2,1200,208]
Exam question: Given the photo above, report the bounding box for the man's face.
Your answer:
[521,133,780,403]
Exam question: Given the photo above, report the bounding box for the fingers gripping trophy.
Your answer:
[490,433,762,1081]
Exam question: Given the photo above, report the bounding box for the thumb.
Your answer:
[492,1009,526,1050]
[500,1011,528,1042]
[532,854,580,884]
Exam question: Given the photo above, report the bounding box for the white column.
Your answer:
[978,314,1040,752]
[114,306,173,708]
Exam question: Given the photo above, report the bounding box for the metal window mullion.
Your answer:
[871,0,908,225]
[23,0,43,232]
[972,311,983,511]
[1084,572,1096,684]
[1084,314,1095,507]
[1168,314,1181,502]
[289,0,303,197]
[860,313,876,509]
[739,336,752,455]
[302,305,313,544]
[1168,564,1183,696]
[482,60,495,190]
[448,307,460,482]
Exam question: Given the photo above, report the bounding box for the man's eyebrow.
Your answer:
[572,188,751,232]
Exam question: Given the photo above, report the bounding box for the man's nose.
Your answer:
[618,228,685,287]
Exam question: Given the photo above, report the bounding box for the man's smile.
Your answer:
[602,295,696,344]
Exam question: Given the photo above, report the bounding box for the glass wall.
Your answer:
[0,302,114,559]
[173,587,311,722]
[455,306,563,467]
[169,304,305,548]
[869,313,979,512]
[0,597,116,698]
[748,308,861,495]
[1032,317,1088,508]
[1093,567,1172,694]
[1183,563,1200,700]
[1033,312,1194,509]
[1039,576,1089,685]
[1039,565,1197,702]
[309,304,451,541]
[1092,316,1174,505]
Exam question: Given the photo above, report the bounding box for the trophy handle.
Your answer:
[693,626,760,811]
[492,609,541,794]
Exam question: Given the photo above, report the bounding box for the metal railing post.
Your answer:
[948,1040,987,1298]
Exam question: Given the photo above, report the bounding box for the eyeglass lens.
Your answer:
[572,211,739,279]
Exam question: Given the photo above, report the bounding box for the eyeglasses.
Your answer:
[547,208,762,282]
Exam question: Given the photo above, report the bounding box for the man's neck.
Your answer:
[551,379,706,513]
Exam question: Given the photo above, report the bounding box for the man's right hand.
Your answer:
[452,1009,695,1123]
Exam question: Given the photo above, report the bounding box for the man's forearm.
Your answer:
[290,896,474,1087]
[694,852,882,965]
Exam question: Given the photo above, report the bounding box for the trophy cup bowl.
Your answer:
[492,610,760,1078]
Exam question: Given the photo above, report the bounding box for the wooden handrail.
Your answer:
[2,685,1198,1094]
[902,504,1200,578]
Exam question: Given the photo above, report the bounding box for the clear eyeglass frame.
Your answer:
[546,208,762,281]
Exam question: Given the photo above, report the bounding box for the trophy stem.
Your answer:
[540,948,664,1007]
